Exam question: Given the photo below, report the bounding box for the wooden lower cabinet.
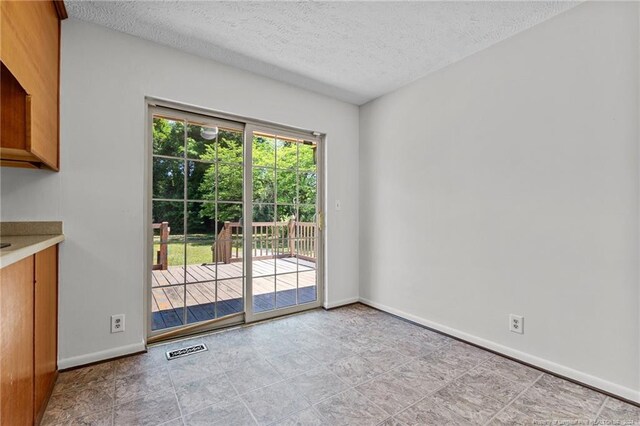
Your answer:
[0,245,58,425]
[34,246,58,424]
[0,256,35,426]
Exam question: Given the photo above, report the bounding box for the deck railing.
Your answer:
[152,222,170,270]
[214,219,316,264]
[293,221,316,261]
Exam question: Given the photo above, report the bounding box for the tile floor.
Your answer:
[43,304,639,425]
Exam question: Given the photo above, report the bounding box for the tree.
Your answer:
[152,117,318,237]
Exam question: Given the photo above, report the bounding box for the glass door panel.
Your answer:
[149,106,323,337]
[249,130,320,317]
[151,111,245,333]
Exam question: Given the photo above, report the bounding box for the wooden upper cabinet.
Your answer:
[0,0,67,170]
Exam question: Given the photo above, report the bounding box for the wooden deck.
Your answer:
[151,258,317,330]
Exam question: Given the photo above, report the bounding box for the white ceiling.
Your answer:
[66,1,578,105]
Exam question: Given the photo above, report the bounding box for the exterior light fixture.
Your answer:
[200,126,218,140]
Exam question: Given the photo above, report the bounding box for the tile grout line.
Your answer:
[179,360,309,420]
[281,325,486,423]
[593,396,609,423]
[264,405,324,426]
[482,372,545,426]
[388,354,502,422]
[238,395,261,425]
[234,342,379,425]
[478,352,548,387]
[150,327,466,424]
[171,381,185,424]
[44,310,408,423]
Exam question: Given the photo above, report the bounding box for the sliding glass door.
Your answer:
[148,105,323,338]
[150,109,246,333]
[245,127,322,321]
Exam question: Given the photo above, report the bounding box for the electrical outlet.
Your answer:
[111,314,125,333]
[509,314,524,334]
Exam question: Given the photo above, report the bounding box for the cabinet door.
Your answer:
[0,256,35,426]
[34,246,58,422]
[0,0,60,169]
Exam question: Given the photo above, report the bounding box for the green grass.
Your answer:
[154,234,226,266]
[154,233,295,267]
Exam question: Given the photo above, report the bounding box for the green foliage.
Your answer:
[152,117,317,238]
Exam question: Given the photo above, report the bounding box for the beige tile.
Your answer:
[598,397,640,423]
[168,353,222,387]
[45,304,620,426]
[356,345,410,372]
[482,355,541,384]
[510,385,597,422]
[304,338,356,364]
[314,388,388,426]
[113,390,180,426]
[65,408,114,426]
[425,346,479,373]
[431,381,505,424]
[521,374,605,418]
[419,329,453,347]
[52,375,115,398]
[395,396,469,426]
[42,381,115,426]
[226,358,282,394]
[175,371,238,415]
[115,350,168,378]
[215,346,264,371]
[313,321,352,339]
[383,330,444,358]
[158,418,185,426]
[55,362,116,394]
[201,329,247,350]
[287,367,349,404]
[115,367,173,404]
[272,407,324,426]
[487,406,535,425]
[255,336,301,358]
[378,417,407,426]
[456,367,526,404]
[400,354,467,382]
[326,354,386,386]
[444,341,493,365]
[355,370,432,415]
[183,398,256,426]
[393,363,448,394]
[332,332,383,354]
[265,350,318,378]
[241,380,310,425]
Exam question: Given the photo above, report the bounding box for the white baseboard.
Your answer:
[324,296,360,309]
[359,297,640,404]
[58,340,146,370]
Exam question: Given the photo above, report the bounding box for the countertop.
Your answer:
[0,222,64,269]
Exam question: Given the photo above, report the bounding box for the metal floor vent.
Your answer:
[166,343,208,360]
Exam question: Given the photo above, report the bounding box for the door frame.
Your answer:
[144,97,325,341]
[243,124,325,324]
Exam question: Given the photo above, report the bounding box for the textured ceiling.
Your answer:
[66,1,578,105]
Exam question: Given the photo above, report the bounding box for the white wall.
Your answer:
[359,2,639,401]
[0,19,359,367]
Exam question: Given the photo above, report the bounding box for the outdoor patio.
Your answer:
[151,258,317,330]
